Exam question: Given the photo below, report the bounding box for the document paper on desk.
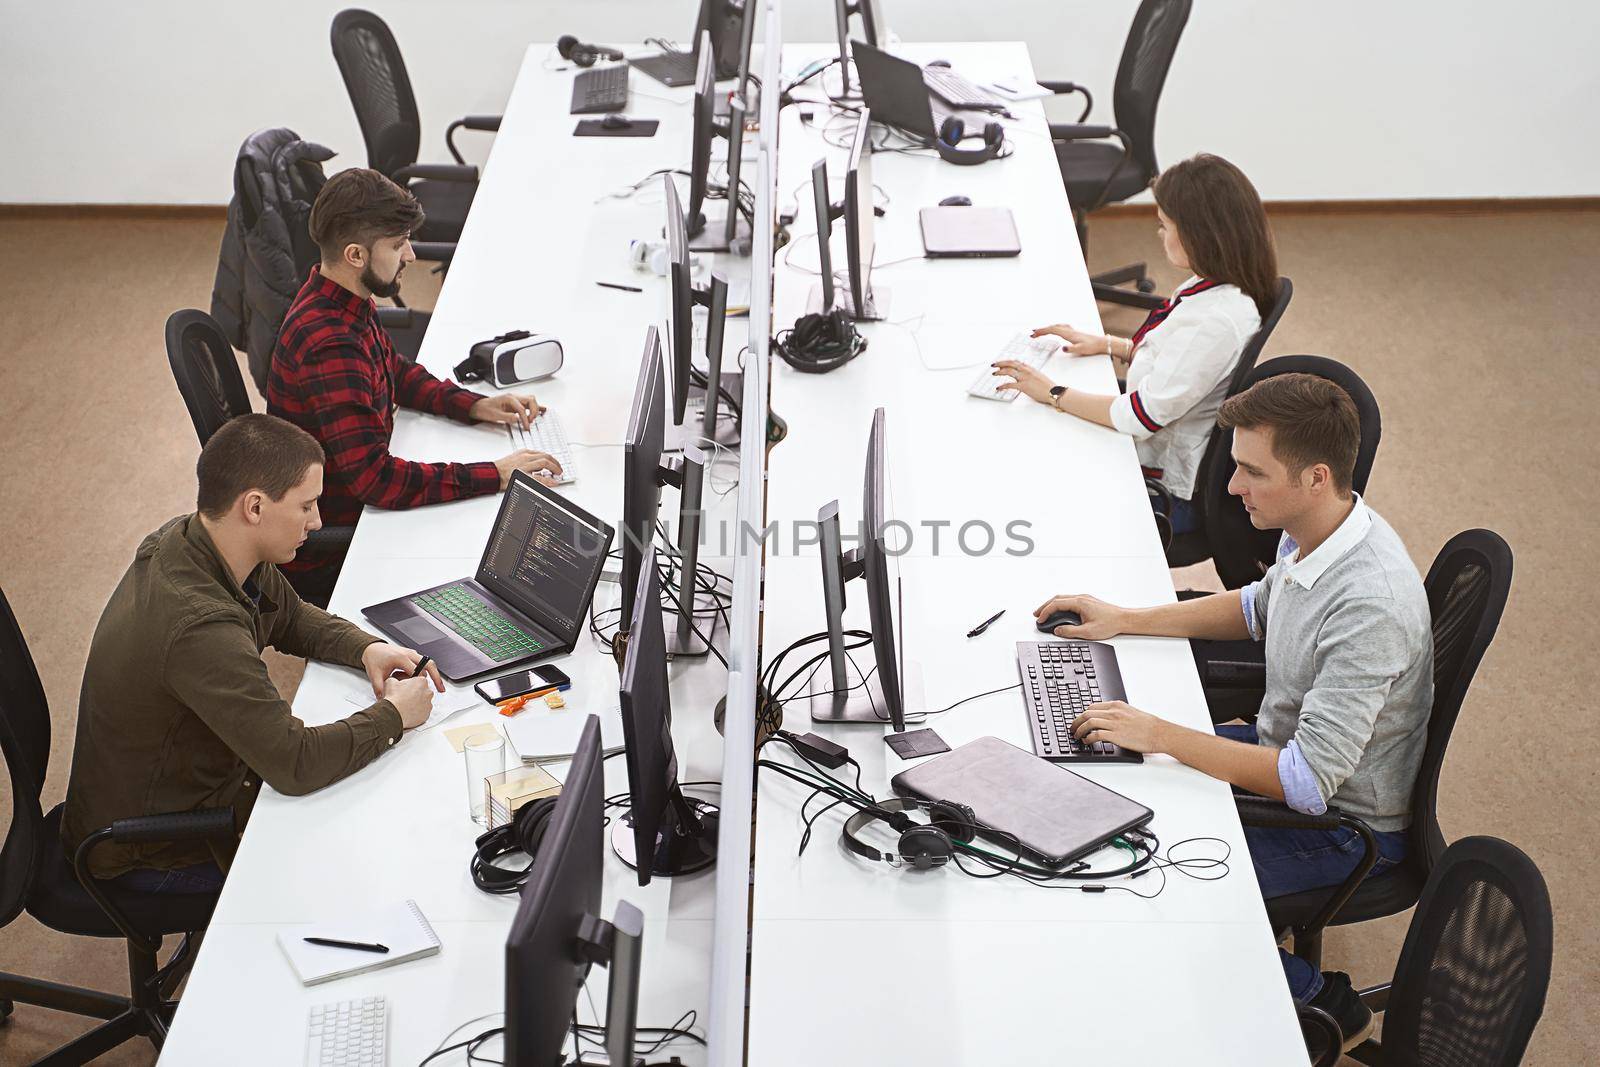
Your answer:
[341,685,480,731]
[277,899,441,986]
[504,703,625,763]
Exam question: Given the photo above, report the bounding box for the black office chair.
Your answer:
[1146,277,1293,554]
[1237,529,1513,981]
[1044,0,1192,310]
[0,586,236,1064]
[1300,836,1552,1067]
[164,310,355,605]
[330,8,499,245]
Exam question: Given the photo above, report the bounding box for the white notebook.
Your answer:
[504,703,625,763]
[277,899,441,986]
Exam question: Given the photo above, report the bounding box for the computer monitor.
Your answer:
[619,324,717,659]
[842,108,885,320]
[732,0,758,96]
[615,546,721,883]
[687,35,753,254]
[504,716,643,1067]
[620,327,667,637]
[633,0,748,87]
[665,178,739,452]
[810,158,835,314]
[808,408,924,731]
[832,0,889,97]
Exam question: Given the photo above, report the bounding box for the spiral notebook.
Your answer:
[277,899,442,986]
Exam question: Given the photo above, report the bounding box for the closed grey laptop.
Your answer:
[919,206,1022,258]
[891,735,1153,866]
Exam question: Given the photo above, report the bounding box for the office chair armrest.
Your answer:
[1145,477,1173,552]
[446,114,503,164]
[1296,1005,1344,1067]
[72,806,236,948]
[1204,658,1268,689]
[1039,80,1093,123]
[303,525,356,550]
[410,241,456,265]
[393,162,479,184]
[1236,798,1380,938]
[1047,122,1118,142]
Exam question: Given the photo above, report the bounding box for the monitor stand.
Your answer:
[688,206,753,254]
[806,657,926,725]
[664,591,719,658]
[610,798,720,878]
[664,375,744,453]
[807,274,889,321]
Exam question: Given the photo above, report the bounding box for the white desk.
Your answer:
[747,42,1308,1065]
[158,41,761,1065]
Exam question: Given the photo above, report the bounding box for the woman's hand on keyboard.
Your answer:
[1030,324,1111,357]
[470,393,546,430]
[992,359,1057,405]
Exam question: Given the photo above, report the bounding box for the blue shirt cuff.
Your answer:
[1278,741,1327,816]
[1241,582,1262,641]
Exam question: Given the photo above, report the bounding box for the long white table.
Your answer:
[158,34,770,1064]
[746,42,1308,1065]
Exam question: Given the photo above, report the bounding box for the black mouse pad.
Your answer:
[574,119,659,137]
[885,728,951,760]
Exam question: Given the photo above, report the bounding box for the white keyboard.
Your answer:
[967,334,1062,401]
[508,410,576,484]
[306,995,388,1067]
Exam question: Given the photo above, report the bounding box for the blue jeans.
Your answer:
[112,862,226,895]
[1148,487,1199,535]
[1218,724,1408,1002]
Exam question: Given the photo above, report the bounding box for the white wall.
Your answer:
[1,0,1596,204]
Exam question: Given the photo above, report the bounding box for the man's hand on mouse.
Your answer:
[1032,594,1127,639]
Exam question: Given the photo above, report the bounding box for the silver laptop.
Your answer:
[919,206,1022,258]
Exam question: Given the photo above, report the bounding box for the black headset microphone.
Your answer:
[556,35,624,68]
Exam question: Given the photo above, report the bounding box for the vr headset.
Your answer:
[454,330,564,388]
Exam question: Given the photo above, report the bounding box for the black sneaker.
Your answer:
[1309,970,1375,1052]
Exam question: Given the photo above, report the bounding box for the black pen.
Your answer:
[596,281,643,293]
[966,610,1005,638]
[411,655,432,678]
[303,937,389,954]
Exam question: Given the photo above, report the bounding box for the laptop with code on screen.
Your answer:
[362,472,614,681]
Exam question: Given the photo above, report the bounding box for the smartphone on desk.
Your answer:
[474,665,573,704]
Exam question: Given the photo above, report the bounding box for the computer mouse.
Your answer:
[926,58,952,68]
[939,195,972,207]
[1037,609,1083,634]
[600,113,631,130]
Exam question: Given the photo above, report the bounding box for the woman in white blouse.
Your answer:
[994,154,1279,535]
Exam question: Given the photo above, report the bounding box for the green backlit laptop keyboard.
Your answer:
[412,585,544,663]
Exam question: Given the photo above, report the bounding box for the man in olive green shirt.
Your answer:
[62,414,443,890]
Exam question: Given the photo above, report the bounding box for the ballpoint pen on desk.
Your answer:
[596,281,643,293]
[966,610,1005,638]
[302,937,389,954]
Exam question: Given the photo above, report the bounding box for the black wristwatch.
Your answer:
[1049,385,1068,409]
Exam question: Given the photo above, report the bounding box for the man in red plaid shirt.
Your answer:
[268,169,561,605]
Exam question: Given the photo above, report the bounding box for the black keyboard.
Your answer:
[571,64,630,115]
[1017,641,1143,763]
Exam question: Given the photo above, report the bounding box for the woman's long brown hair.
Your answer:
[1152,154,1278,318]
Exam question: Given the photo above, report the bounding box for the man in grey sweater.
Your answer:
[1034,373,1432,1054]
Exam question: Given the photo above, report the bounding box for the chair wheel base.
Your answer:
[1137,278,1157,293]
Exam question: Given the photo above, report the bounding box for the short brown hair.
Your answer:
[1218,373,1360,491]
[196,414,326,519]
[308,168,425,262]
[1152,154,1278,318]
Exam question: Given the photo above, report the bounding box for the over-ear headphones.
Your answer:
[557,34,624,68]
[470,795,561,893]
[841,796,978,870]
[774,307,867,374]
[935,117,1006,167]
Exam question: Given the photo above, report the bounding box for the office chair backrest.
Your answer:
[1113,0,1193,182]
[330,8,421,179]
[165,309,254,446]
[1227,277,1293,397]
[0,585,50,929]
[1409,530,1512,872]
[1204,354,1382,589]
[1381,836,1551,1067]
